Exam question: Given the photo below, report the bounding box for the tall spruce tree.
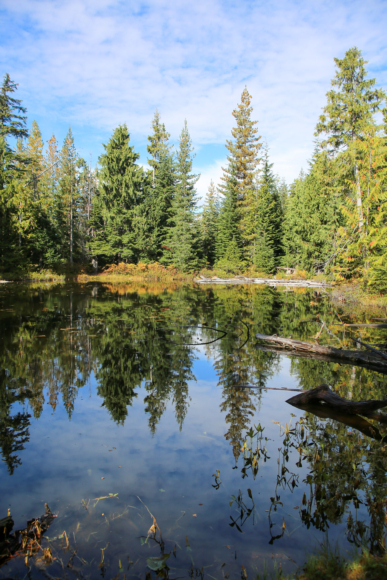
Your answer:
[141,112,175,262]
[216,159,242,266]
[58,128,79,264]
[90,125,146,266]
[201,180,219,266]
[0,74,29,272]
[220,87,262,262]
[165,120,200,272]
[147,110,171,186]
[254,148,283,274]
[316,47,385,232]
[147,151,176,261]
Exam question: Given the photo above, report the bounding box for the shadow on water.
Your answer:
[0,282,387,577]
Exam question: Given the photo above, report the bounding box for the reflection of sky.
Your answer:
[1,348,362,578]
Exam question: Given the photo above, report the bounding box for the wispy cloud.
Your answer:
[1,0,387,182]
[196,159,225,203]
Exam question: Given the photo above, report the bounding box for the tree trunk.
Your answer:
[355,162,364,230]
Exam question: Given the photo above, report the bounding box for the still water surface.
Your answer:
[1,282,387,579]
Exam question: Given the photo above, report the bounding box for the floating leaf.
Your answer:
[146,554,170,571]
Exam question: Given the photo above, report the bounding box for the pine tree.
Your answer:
[165,120,200,272]
[316,47,385,233]
[90,125,146,266]
[221,87,262,261]
[147,110,171,186]
[201,180,219,266]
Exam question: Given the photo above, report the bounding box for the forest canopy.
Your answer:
[1,47,386,289]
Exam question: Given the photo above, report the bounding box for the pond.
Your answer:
[1,282,387,579]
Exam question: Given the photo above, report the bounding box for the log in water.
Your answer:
[286,384,387,416]
[195,276,332,287]
[255,333,387,369]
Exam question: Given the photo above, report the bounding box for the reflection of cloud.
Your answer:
[2,0,387,182]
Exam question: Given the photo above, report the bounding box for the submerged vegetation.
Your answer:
[1,47,387,293]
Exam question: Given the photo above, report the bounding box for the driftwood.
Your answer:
[195,277,331,288]
[255,333,387,370]
[286,384,387,416]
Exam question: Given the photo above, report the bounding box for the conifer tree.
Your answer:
[201,180,219,266]
[58,128,79,263]
[216,159,242,265]
[283,148,340,273]
[221,87,262,261]
[0,74,28,271]
[16,120,56,265]
[90,125,146,266]
[165,120,200,272]
[316,47,385,232]
[144,151,176,261]
[147,110,171,186]
[254,148,283,273]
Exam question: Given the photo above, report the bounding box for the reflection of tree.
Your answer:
[88,286,197,429]
[299,413,387,554]
[0,371,31,474]
[0,285,95,420]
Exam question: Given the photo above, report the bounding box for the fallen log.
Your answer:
[349,337,387,361]
[334,323,387,328]
[286,384,387,416]
[255,343,387,374]
[255,333,387,369]
[194,277,332,288]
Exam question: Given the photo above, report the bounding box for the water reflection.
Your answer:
[1,282,387,575]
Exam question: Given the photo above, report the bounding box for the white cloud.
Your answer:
[1,0,387,183]
[196,159,225,203]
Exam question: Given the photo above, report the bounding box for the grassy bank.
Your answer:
[1,263,386,314]
[331,281,387,315]
[258,542,387,580]
[0,262,193,283]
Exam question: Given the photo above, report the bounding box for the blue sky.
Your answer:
[1,0,387,200]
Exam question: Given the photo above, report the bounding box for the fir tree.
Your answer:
[254,148,283,273]
[216,160,242,263]
[0,75,28,272]
[90,125,146,266]
[221,87,262,261]
[283,148,340,273]
[58,128,79,264]
[0,74,28,141]
[165,120,200,272]
[147,110,171,186]
[201,180,219,266]
[316,47,385,232]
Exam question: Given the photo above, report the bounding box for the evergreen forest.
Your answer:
[1,47,387,290]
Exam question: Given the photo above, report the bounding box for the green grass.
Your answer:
[256,540,387,580]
